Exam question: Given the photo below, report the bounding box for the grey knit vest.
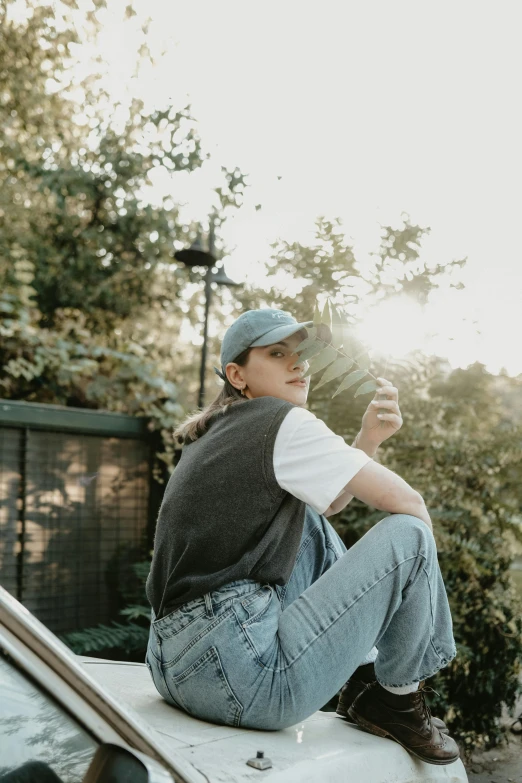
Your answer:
[146,396,307,619]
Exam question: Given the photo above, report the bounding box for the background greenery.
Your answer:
[1,0,521,752]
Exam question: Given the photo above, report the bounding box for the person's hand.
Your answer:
[358,377,403,449]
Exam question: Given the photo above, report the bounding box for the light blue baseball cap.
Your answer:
[214,308,332,381]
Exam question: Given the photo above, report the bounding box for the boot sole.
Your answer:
[347,707,460,766]
[336,698,352,720]
[339,701,450,736]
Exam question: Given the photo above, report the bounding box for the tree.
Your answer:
[0,0,246,469]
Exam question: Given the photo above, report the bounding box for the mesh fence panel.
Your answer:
[0,427,22,598]
[0,427,151,634]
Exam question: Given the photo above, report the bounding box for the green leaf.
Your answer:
[354,380,379,397]
[302,345,338,378]
[330,325,343,350]
[329,313,346,349]
[321,299,332,333]
[296,341,324,363]
[312,356,354,391]
[355,351,372,371]
[331,303,342,325]
[313,299,322,326]
[332,368,369,398]
[295,335,318,354]
[343,333,366,358]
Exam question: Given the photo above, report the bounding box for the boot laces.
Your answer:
[415,685,440,723]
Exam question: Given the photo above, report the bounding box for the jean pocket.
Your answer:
[169,646,243,727]
[153,603,207,640]
[235,586,280,665]
[241,585,274,623]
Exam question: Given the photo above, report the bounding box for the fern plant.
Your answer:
[61,621,149,657]
[60,560,151,659]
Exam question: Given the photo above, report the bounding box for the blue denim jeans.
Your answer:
[146,510,456,730]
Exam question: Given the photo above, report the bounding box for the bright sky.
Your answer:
[66,1,522,374]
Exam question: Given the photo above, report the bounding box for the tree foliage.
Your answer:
[0,0,245,471]
[234,218,522,749]
[2,0,520,752]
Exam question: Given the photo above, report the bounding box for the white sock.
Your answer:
[361,646,378,665]
[381,681,420,695]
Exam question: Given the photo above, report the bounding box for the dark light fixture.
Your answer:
[175,215,240,409]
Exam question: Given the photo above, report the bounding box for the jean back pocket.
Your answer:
[234,585,281,666]
[170,646,243,727]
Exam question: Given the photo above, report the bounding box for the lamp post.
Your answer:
[175,214,240,409]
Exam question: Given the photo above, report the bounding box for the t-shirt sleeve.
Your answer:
[273,406,371,515]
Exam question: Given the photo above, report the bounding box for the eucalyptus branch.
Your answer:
[295,296,380,399]
[301,334,378,381]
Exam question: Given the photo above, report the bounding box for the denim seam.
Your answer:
[167,678,190,714]
[153,607,207,637]
[377,646,458,688]
[423,563,436,634]
[294,527,323,565]
[147,656,184,709]
[325,540,344,560]
[263,551,426,673]
[278,528,323,605]
[242,591,274,627]
[278,585,288,606]
[241,586,269,608]
[423,563,451,660]
[214,645,244,727]
[174,646,218,683]
[233,605,268,666]
[376,565,457,687]
[162,608,234,668]
[275,584,287,607]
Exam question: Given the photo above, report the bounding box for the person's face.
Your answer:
[225,329,310,405]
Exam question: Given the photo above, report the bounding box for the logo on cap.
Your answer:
[271,311,290,320]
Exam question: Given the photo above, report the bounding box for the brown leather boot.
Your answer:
[347,681,460,765]
[337,663,449,734]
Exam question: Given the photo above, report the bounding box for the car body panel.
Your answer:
[1,586,468,782]
[0,587,204,783]
[81,658,469,783]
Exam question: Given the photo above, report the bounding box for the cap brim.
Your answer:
[250,320,330,347]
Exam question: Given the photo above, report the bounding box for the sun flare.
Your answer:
[356,296,431,360]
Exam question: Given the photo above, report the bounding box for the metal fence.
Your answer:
[0,399,162,634]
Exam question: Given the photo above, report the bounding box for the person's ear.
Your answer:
[225,363,244,390]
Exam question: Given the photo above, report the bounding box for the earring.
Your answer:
[240,387,246,396]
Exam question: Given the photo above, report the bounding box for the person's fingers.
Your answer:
[370,399,400,412]
[376,413,403,426]
[374,382,398,401]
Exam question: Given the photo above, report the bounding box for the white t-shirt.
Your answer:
[273,406,371,515]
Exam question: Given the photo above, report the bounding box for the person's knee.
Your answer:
[380,513,436,553]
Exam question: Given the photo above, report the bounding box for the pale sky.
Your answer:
[72,1,522,374]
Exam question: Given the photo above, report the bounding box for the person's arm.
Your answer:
[323,431,377,517]
[325,458,433,531]
[324,376,404,519]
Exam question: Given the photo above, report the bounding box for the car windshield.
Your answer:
[0,653,98,783]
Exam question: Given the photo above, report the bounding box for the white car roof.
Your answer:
[0,586,468,783]
[81,656,468,783]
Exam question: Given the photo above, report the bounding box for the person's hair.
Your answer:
[173,346,253,446]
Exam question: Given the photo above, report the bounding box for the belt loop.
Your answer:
[204,592,214,619]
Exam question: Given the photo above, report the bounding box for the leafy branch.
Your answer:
[296,296,379,399]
